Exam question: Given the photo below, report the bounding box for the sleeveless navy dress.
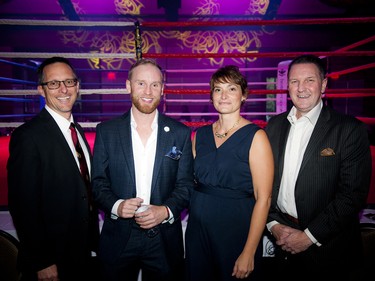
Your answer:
[185,123,262,281]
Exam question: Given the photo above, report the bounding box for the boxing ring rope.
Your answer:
[140,17,375,28]
[165,67,279,73]
[327,62,375,79]
[0,19,134,27]
[332,35,375,52]
[143,51,375,59]
[2,17,373,28]
[1,18,375,129]
[1,88,374,96]
[0,52,136,59]
[135,19,375,122]
[0,89,129,96]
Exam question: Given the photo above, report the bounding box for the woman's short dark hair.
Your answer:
[209,65,248,101]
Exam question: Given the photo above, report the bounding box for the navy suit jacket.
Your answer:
[91,110,195,266]
[7,108,99,273]
[265,105,372,267]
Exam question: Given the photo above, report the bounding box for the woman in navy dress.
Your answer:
[185,65,274,281]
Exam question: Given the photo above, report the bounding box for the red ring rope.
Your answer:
[144,51,375,59]
[141,17,375,28]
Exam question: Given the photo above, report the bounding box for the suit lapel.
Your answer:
[118,113,136,187]
[40,109,73,155]
[151,115,170,192]
[40,109,81,173]
[299,106,331,173]
[278,118,290,179]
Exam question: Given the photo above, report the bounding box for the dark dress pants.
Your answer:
[100,223,178,281]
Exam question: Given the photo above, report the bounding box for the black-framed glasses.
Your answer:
[40,79,78,90]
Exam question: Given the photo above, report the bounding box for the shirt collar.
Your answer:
[287,100,322,126]
[130,108,158,130]
[44,105,74,132]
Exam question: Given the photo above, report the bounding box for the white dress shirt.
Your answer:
[277,103,321,217]
[268,101,323,246]
[131,109,158,205]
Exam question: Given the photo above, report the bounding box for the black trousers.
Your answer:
[99,224,180,281]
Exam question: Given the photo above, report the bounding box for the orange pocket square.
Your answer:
[320,148,335,156]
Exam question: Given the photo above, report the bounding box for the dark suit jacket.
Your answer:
[91,110,195,267]
[7,108,99,276]
[265,105,372,268]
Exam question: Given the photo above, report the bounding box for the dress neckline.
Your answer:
[212,123,253,149]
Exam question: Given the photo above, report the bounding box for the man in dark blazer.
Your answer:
[91,58,195,281]
[265,55,372,281]
[7,57,100,281]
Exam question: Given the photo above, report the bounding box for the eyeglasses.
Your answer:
[40,79,78,90]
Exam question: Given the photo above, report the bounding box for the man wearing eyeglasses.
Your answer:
[7,57,100,281]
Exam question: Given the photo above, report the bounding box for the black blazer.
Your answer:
[7,108,99,274]
[91,110,195,267]
[265,105,372,266]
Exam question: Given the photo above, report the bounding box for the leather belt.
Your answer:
[145,227,159,238]
[131,220,159,238]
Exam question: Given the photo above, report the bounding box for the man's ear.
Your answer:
[321,78,328,94]
[37,85,45,98]
[126,79,131,93]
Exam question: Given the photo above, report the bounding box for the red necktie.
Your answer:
[70,123,92,208]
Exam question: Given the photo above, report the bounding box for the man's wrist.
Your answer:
[164,205,170,220]
[163,205,174,224]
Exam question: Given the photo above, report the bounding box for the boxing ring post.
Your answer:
[276,60,290,114]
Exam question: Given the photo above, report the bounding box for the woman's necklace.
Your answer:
[214,117,241,139]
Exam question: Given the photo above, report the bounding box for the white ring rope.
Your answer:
[165,67,278,73]
[79,89,129,95]
[0,19,135,27]
[0,52,136,59]
[166,112,274,117]
[166,98,276,103]
[0,111,281,130]
[166,82,275,87]
[0,122,100,128]
[0,89,129,96]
